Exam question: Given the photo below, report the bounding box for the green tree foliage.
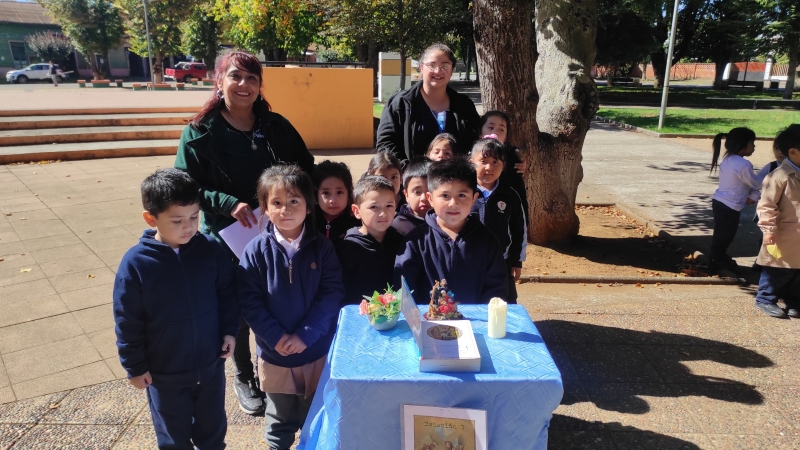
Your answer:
[596,0,661,75]
[38,0,125,79]
[117,0,195,82]
[215,0,323,60]
[181,0,222,77]
[758,0,800,98]
[689,0,764,89]
[25,31,75,63]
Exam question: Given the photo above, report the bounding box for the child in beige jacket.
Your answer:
[754,124,800,318]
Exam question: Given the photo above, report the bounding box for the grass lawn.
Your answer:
[596,107,800,137]
[373,103,384,118]
[598,86,800,106]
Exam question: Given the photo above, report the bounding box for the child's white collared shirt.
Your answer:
[712,154,761,211]
[274,226,304,258]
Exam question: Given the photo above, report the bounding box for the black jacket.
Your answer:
[501,145,529,218]
[392,204,426,235]
[376,82,481,161]
[313,205,361,246]
[335,226,405,306]
[174,104,314,251]
[471,182,527,268]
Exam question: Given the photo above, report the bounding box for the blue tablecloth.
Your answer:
[298,305,563,449]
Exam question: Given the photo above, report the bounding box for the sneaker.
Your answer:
[786,308,799,318]
[234,378,265,415]
[754,302,786,318]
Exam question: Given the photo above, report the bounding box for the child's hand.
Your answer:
[763,234,775,245]
[220,335,235,358]
[284,334,307,354]
[275,333,292,356]
[514,158,527,175]
[129,372,152,389]
[746,198,756,205]
[511,267,521,281]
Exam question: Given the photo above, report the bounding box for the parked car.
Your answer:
[6,64,67,84]
[164,62,207,83]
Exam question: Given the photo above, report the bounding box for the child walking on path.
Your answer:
[113,169,239,450]
[709,127,761,274]
[754,124,800,318]
[238,165,344,449]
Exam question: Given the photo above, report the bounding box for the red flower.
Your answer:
[359,299,369,315]
[439,303,453,314]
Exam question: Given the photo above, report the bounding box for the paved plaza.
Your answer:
[0,85,798,448]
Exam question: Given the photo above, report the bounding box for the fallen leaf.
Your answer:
[596,283,602,287]
[21,268,31,273]
[20,218,26,220]
[87,274,95,279]
[0,258,4,262]
[541,272,549,275]
[86,230,92,233]
[636,283,644,288]
[4,213,10,216]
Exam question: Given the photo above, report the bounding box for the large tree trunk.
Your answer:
[474,0,598,245]
[533,0,599,244]
[713,60,728,90]
[464,43,472,82]
[784,37,798,100]
[153,51,165,84]
[101,50,111,80]
[367,41,380,97]
[650,49,666,89]
[399,47,407,90]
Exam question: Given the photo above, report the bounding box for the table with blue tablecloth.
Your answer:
[297,304,563,450]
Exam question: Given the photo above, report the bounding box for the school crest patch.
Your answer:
[310,262,317,270]
[497,201,507,211]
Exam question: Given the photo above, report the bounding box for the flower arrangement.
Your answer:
[424,279,464,320]
[359,285,401,330]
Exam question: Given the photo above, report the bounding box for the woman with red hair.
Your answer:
[175,51,313,416]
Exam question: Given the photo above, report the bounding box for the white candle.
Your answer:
[487,297,507,338]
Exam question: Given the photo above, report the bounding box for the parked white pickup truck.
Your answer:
[6,64,67,84]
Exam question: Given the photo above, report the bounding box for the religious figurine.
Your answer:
[424,279,464,320]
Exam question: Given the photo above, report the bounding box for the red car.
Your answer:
[165,62,207,82]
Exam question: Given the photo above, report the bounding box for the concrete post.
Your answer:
[378,52,412,102]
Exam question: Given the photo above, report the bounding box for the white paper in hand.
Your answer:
[218,207,262,259]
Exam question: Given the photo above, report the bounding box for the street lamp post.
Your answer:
[142,0,155,83]
[658,0,680,130]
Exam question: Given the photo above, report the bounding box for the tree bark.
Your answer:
[367,41,380,97]
[784,36,798,100]
[532,0,599,244]
[153,51,164,83]
[101,49,111,80]
[650,49,666,89]
[399,47,407,90]
[464,43,472,82]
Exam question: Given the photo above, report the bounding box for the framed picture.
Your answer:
[402,405,487,450]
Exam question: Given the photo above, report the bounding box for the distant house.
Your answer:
[0,0,129,78]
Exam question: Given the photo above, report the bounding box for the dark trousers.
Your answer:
[756,266,800,306]
[146,365,227,450]
[264,392,314,450]
[233,317,255,382]
[506,260,518,304]
[710,199,741,262]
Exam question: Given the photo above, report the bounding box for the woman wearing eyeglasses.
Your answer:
[376,43,481,161]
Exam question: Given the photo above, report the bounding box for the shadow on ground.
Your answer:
[549,416,704,449]
[542,235,686,275]
[538,320,771,412]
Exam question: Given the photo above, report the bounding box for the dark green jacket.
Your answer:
[174,104,314,247]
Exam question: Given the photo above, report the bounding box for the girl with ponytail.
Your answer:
[709,127,760,274]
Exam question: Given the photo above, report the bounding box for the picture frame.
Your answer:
[402,404,487,450]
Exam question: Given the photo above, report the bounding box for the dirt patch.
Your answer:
[522,206,707,278]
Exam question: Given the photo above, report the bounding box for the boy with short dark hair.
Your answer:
[394,156,508,304]
[393,157,432,235]
[113,168,239,449]
[470,138,527,303]
[336,175,404,305]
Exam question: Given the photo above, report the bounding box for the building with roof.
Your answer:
[0,0,129,79]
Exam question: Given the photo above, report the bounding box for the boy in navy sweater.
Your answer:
[113,169,239,450]
[395,157,508,304]
[393,157,431,235]
[336,176,404,305]
[470,138,527,303]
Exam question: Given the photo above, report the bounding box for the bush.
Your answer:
[25,31,74,63]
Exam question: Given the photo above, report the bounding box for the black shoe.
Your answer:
[234,378,265,415]
[787,308,799,318]
[755,302,787,318]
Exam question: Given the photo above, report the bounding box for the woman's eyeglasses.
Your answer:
[423,62,453,73]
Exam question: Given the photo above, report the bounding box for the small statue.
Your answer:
[424,279,464,320]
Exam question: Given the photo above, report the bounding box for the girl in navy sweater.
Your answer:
[238,165,344,450]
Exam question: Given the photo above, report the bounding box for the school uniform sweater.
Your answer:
[335,226,405,306]
[392,204,426,235]
[756,160,800,269]
[314,204,361,245]
[113,230,239,386]
[394,211,508,305]
[237,220,344,368]
[472,181,527,268]
[500,144,529,218]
